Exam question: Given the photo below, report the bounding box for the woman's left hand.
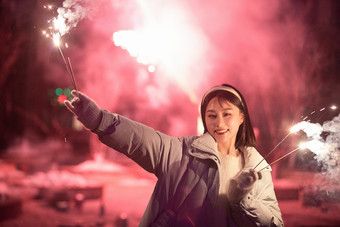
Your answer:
[228,169,258,203]
[237,169,258,188]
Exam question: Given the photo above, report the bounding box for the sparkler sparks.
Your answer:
[255,106,339,178]
[300,105,338,122]
[42,3,78,90]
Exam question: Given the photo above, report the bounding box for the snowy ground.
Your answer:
[1,158,340,227]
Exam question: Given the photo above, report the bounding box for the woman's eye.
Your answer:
[207,114,216,118]
[223,113,231,117]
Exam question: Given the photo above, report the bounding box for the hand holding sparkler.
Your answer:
[228,169,258,203]
[65,90,102,130]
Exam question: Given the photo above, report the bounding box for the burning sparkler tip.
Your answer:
[290,124,300,134]
[299,142,307,149]
[330,105,337,110]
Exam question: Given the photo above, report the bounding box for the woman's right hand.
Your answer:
[64,90,102,130]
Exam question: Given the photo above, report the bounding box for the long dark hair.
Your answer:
[200,84,256,148]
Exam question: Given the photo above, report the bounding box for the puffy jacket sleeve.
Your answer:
[92,110,182,177]
[230,170,283,226]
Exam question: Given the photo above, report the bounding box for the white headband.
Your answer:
[201,85,243,106]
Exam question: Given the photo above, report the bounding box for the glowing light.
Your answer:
[290,124,300,133]
[148,65,156,73]
[299,140,329,156]
[112,30,157,65]
[331,105,337,110]
[43,5,53,10]
[290,121,323,138]
[53,17,67,35]
[55,88,64,96]
[111,1,210,94]
[58,94,68,104]
[299,142,308,149]
[53,34,61,46]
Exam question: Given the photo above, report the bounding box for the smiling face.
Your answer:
[205,97,244,150]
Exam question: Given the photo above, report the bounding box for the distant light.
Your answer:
[64,88,71,97]
[331,105,337,110]
[57,94,68,104]
[55,88,64,96]
[148,65,156,73]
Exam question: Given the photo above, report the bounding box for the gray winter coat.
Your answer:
[93,111,283,227]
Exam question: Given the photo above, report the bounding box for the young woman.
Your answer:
[65,84,283,226]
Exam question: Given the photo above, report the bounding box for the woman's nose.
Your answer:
[216,116,225,127]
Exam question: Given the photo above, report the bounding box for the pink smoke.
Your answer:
[37,0,339,151]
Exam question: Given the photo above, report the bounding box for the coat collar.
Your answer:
[191,133,217,154]
[239,147,272,171]
[190,133,271,171]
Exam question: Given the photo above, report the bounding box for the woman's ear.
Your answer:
[239,113,244,126]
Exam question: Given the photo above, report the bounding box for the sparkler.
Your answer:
[254,105,339,172]
[42,4,78,90]
[253,131,293,171]
[257,147,301,172]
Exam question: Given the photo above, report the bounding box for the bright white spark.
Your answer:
[299,140,329,156]
[290,121,323,138]
[53,34,61,46]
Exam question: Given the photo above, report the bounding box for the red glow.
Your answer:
[57,94,68,104]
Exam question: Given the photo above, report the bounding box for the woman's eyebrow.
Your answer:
[206,108,232,113]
